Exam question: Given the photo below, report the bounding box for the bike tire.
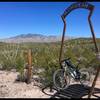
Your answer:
[53,69,70,90]
[79,68,91,86]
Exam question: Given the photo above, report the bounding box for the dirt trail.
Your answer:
[0,70,100,98]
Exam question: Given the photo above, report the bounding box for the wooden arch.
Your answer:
[59,2,100,98]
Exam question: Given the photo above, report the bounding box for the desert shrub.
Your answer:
[15,50,26,81]
[0,38,100,85]
[0,43,20,70]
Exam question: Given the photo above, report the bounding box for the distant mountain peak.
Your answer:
[11,33,45,38]
[0,33,72,43]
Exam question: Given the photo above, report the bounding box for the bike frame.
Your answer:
[63,59,81,80]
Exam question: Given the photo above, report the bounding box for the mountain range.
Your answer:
[0,33,73,43]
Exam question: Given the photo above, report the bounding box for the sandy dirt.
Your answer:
[0,70,100,98]
[0,70,51,98]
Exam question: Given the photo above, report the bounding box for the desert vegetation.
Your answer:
[0,38,100,87]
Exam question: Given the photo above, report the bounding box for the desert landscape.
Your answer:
[0,1,100,99]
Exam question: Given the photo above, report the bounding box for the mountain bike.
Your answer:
[53,58,91,90]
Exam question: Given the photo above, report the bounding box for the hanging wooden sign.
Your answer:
[62,2,94,18]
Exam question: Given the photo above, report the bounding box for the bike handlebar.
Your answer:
[60,57,82,68]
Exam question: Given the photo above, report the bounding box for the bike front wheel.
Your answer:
[53,69,70,90]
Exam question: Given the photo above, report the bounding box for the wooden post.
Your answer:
[27,49,32,84]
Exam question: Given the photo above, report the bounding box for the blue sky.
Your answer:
[0,2,99,39]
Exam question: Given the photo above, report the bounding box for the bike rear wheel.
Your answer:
[79,68,91,86]
[53,69,70,90]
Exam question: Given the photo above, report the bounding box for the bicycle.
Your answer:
[53,58,92,90]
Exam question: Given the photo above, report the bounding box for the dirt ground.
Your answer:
[0,70,100,98]
[0,70,51,98]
